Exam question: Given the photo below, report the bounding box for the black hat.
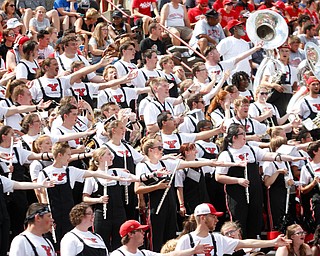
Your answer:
[112,10,123,18]
[205,9,219,18]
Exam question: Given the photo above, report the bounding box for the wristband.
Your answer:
[36,105,39,111]
[41,153,45,161]
[188,89,192,93]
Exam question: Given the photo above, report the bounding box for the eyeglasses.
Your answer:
[224,229,239,237]
[152,146,163,151]
[237,132,245,136]
[260,92,269,95]
[101,28,108,31]
[126,48,135,51]
[198,68,207,71]
[8,4,15,7]
[166,117,174,121]
[8,34,15,37]
[294,231,307,236]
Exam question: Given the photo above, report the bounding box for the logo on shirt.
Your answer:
[313,104,320,111]
[47,83,59,92]
[119,150,129,157]
[245,95,253,101]
[74,88,86,97]
[84,237,98,243]
[238,153,249,161]
[53,173,67,181]
[205,147,216,154]
[41,245,52,256]
[113,95,123,102]
[164,140,177,148]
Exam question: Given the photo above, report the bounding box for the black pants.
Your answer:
[0,219,10,256]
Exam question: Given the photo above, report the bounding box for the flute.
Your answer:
[244,155,249,204]
[7,137,14,195]
[156,159,181,215]
[103,169,108,219]
[123,150,129,205]
[45,188,57,243]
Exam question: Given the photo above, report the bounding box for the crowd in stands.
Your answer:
[2,0,320,255]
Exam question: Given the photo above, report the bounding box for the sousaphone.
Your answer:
[246,10,289,92]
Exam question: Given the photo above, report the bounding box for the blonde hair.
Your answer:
[32,135,51,153]
[88,147,108,171]
[92,22,108,48]
[35,6,46,13]
[85,8,100,20]
[140,138,159,156]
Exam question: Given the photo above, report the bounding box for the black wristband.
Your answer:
[36,105,39,111]
[78,154,81,161]
[188,89,192,93]
[41,153,45,161]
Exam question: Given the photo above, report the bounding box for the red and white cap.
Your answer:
[194,203,224,217]
[119,220,149,237]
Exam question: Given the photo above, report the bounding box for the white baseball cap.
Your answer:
[194,203,224,217]
[7,18,23,29]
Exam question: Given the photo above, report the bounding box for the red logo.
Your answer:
[164,140,177,148]
[119,150,128,157]
[74,88,86,97]
[41,245,52,256]
[113,95,123,102]
[205,147,216,154]
[84,237,97,243]
[53,173,67,181]
[313,104,320,111]
[245,95,253,101]
[47,83,59,92]
[238,153,249,161]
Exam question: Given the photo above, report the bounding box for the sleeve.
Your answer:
[175,170,185,187]
[143,102,160,125]
[252,119,267,135]
[83,177,97,195]
[252,146,267,162]
[60,232,83,256]
[216,151,232,174]
[248,104,259,118]
[29,79,42,102]
[29,18,37,28]
[15,63,28,79]
[0,107,8,120]
[129,145,144,165]
[9,236,30,256]
[135,162,149,177]
[88,37,97,47]
[17,147,32,165]
[175,234,191,251]
[29,161,42,181]
[263,161,275,177]
[69,167,85,188]
[0,176,14,194]
[300,165,312,185]
[180,133,197,143]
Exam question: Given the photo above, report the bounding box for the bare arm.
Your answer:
[183,5,191,28]
[160,4,169,26]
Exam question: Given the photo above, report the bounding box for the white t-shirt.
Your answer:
[205,59,235,85]
[196,140,219,158]
[0,145,31,168]
[298,95,320,120]
[66,82,99,100]
[0,175,14,193]
[97,87,138,109]
[30,76,71,103]
[132,68,165,88]
[16,60,39,80]
[5,112,24,131]
[56,54,96,80]
[105,141,144,166]
[263,161,293,180]
[216,36,251,77]
[161,132,197,152]
[9,230,55,256]
[51,126,81,148]
[216,145,266,175]
[114,60,138,87]
[224,117,267,136]
[60,228,107,256]
[51,115,89,134]
[110,246,160,256]
[175,232,239,256]
[144,99,175,126]
[300,162,320,186]
[249,102,280,120]
[136,159,179,177]
[37,165,85,189]
[37,46,54,60]
[30,160,53,181]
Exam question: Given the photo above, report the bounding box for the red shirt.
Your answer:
[285,6,302,20]
[218,8,237,28]
[132,0,156,22]
[234,2,255,16]
[188,6,210,24]
[304,8,319,25]
[213,0,224,11]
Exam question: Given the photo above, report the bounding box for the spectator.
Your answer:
[140,22,166,55]
[234,0,255,16]
[289,35,305,67]
[160,0,193,46]
[218,0,237,29]
[132,0,160,35]
[17,0,60,32]
[46,26,59,48]
[54,0,80,31]
[74,7,100,38]
[7,17,24,37]
[108,11,132,41]
[304,0,319,26]
[0,0,23,34]
[187,0,210,28]
[189,9,225,54]
[37,30,54,61]
[0,28,14,63]
[299,23,319,48]
[29,6,50,40]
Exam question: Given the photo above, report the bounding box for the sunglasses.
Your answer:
[260,92,269,95]
[8,4,15,7]
[294,231,307,236]
[152,146,163,151]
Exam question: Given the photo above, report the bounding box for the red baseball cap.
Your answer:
[278,42,290,50]
[273,0,286,10]
[223,0,233,5]
[226,19,243,31]
[119,220,149,237]
[15,36,30,45]
[194,203,224,217]
[198,0,209,4]
[307,76,319,85]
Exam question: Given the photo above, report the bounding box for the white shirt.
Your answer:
[111,246,160,256]
[16,59,39,80]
